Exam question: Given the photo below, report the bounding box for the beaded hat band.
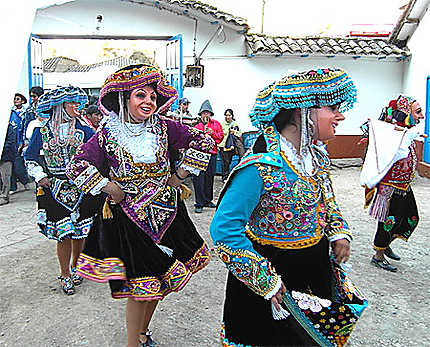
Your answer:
[36,86,88,118]
[99,64,178,115]
[249,68,357,128]
[379,95,417,128]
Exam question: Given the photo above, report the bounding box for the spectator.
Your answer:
[175,97,197,126]
[84,104,103,130]
[219,108,244,181]
[22,86,44,152]
[9,93,30,193]
[0,123,18,205]
[192,100,224,213]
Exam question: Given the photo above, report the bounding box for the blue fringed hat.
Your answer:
[36,86,88,118]
[249,68,357,128]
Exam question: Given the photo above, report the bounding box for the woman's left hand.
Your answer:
[331,238,350,263]
[167,174,183,188]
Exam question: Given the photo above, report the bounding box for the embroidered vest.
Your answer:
[100,119,177,243]
[246,153,335,249]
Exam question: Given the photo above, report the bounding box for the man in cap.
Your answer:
[9,92,30,193]
[175,97,197,126]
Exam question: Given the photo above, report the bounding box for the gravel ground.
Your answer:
[0,166,429,346]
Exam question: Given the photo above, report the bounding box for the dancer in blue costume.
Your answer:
[25,86,102,296]
[210,68,368,347]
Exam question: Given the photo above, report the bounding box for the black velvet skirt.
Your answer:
[76,198,210,301]
[35,185,103,241]
[221,238,367,347]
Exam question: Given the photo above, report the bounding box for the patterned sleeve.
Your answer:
[210,165,281,299]
[66,129,109,195]
[323,173,352,243]
[24,128,47,183]
[166,120,215,172]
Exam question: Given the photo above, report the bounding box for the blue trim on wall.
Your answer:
[424,76,430,164]
[27,36,32,92]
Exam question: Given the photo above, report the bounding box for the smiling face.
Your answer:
[315,105,345,141]
[201,110,212,124]
[14,95,25,108]
[225,111,233,123]
[64,102,81,118]
[411,101,424,124]
[127,85,157,122]
[87,111,103,128]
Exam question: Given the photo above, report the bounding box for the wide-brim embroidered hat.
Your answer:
[36,86,88,119]
[99,64,178,116]
[379,95,417,127]
[249,68,357,129]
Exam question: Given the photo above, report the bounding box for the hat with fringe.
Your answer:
[36,86,88,119]
[249,68,357,129]
[99,64,178,115]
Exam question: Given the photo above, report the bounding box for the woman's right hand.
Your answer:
[101,181,125,203]
[271,281,287,312]
[38,177,51,188]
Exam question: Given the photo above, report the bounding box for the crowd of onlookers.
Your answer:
[0,89,245,210]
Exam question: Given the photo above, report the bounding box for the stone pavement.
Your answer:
[0,183,47,257]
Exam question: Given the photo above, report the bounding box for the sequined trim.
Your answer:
[215,243,279,298]
[37,211,93,241]
[182,147,211,171]
[76,253,127,282]
[220,324,252,347]
[185,243,211,274]
[112,260,192,301]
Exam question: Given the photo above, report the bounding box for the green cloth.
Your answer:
[219,120,241,148]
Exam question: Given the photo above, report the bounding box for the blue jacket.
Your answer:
[1,123,17,162]
[9,108,25,146]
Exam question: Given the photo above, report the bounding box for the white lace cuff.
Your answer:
[264,275,282,300]
[26,161,47,183]
[328,233,352,243]
[89,177,109,196]
[178,163,200,176]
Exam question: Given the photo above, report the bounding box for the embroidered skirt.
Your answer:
[36,185,102,241]
[221,238,367,347]
[76,199,210,301]
[373,188,419,250]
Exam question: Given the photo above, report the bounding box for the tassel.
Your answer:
[179,184,192,201]
[102,200,113,219]
[36,187,45,196]
[271,301,290,320]
[157,244,174,257]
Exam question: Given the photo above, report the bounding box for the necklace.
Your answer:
[123,121,147,137]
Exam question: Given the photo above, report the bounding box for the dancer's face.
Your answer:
[64,102,81,118]
[315,105,345,141]
[411,101,424,124]
[128,85,157,122]
[225,111,233,123]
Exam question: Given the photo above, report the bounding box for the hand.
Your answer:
[167,174,183,188]
[38,177,51,188]
[331,238,350,263]
[18,144,23,154]
[101,181,125,203]
[271,281,287,312]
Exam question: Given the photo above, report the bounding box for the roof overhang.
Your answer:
[389,0,430,47]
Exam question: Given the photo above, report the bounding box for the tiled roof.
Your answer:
[246,34,410,59]
[43,56,79,72]
[43,55,151,73]
[127,0,249,31]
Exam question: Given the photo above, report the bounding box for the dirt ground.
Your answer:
[0,164,429,347]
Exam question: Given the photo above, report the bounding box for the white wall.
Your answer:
[33,0,405,135]
[184,56,405,134]
[32,0,245,57]
[403,8,430,111]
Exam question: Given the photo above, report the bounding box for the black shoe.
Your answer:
[384,246,401,261]
[194,206,203,213]
[371,256,397,272]
[205,202,216,208]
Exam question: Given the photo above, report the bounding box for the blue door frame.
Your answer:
[424,76,430,163]
[28,35,44,91]
[166,34,183,111]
